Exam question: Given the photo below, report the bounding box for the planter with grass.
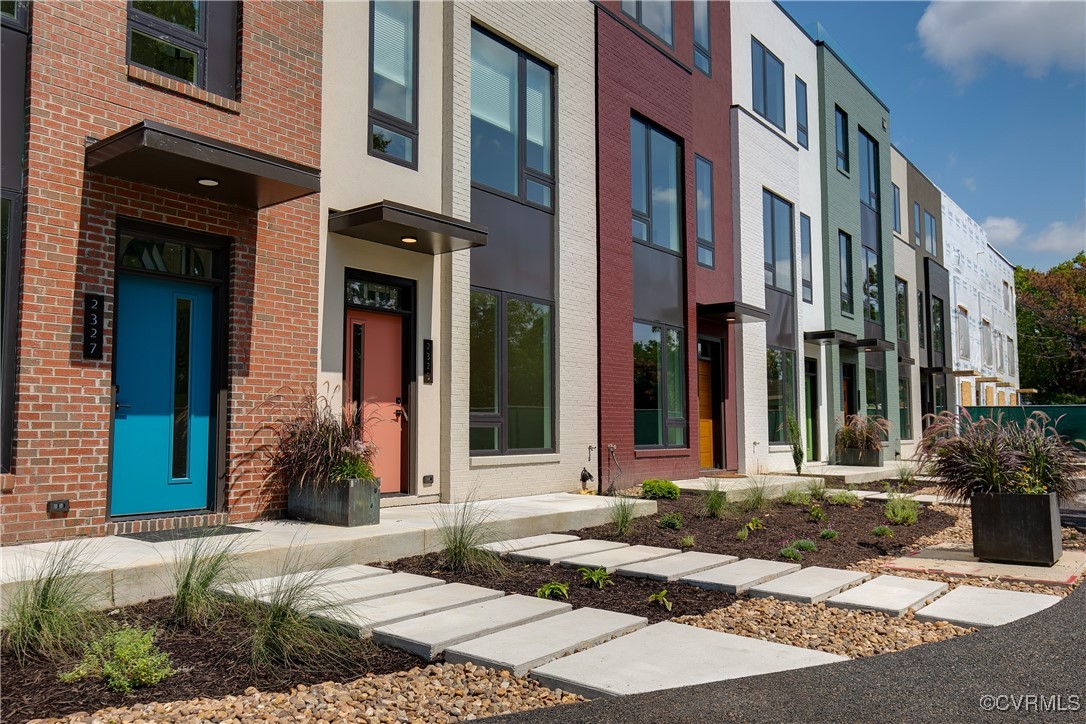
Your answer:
[834,414,889,467]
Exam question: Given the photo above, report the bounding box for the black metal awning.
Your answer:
[804,329,858,345]
[697,301,770,323]
[851,338,896,353]
[85,120,320,209]
[328,201,487,255]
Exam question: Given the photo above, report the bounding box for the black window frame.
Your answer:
[1,0,28,29]
[1,192,21,473]
[917,291,926,348]
[468,286,556,456]
[862,245,881,325]
[858,128,879,210]
[631,115,684,256]
[898,374,912,440]
[839,230,853,315]
[368,0,420,169]
[835,106,849,173]
[913,202,921,246]
[470,25,556,213]
[695,154,714,268]
[892,183,901,233]
[128,1,207,85]
[795,76,808,148]
[865,365,886,421]
[924,210,938,256]
[932,295,945,355]
[763,189,794,294]
[799,213,812,303]
[895,277,908,343]
[751,37,786,132]
[633,319,687,450]
[620,0,674,47]
[766,347,796,445]
[692,0,710,75]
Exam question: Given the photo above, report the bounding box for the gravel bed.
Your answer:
[33,663,582,723]
[674,598,975,658]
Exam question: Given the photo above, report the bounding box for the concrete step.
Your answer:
[444,608,648,677]
[529,621,847,699]
[680,558,801,594]
[508,539,629,566]
[372,594,571,660]
[324,583,504,634]
[221,564,392,598]
[558,545,680,573]
[913,585,1061,628]
[258,571,442,605]
[823,488,880,500]
[748,566,871,604]
[616,551,739,582]
[480,533,580,554]
[825,575,948,616]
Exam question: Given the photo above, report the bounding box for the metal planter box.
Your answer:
[287,478,380,527]
[836,447,884,467]
[971,492,1062,566]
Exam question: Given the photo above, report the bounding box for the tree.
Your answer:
[1015,253,1086,404]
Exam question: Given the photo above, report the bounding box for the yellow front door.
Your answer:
[698,359,714,469]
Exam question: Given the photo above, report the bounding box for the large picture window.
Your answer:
[621,0,673,46]
[695,155,714,267]
[127,1,237,99]
[865,367,885,420]
[839,231,853,314]
[800,213,812,303]
[895,278,908,342]
[631,117,681,253]
[767,348,795,444]
[369,0,418,166]
[469,289,554,454]
[634,322,685,448]
[752,38,785,131]
[763,190,793,292]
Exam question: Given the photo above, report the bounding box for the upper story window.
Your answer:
[369,1,418,167]
[932,296,945,354]
[752,38,785,131]
[127,1,237,99]
[862,246,881,324]
[835,106,849,172]
[471,27,554,209]
[913,202,921,246]
[621,0,673,46]
[795,77,808,148]
[631,116,681,253]
[924,210,938,255]
[858,129,879,210]
[917,291,925,348]
[693,0,710,74]
[1008,337,1016,374]
[800,213,812,303]
[695,155,714,267]
[895,278,908,342]
[892,184,901,233]
[1002,280,1010,310]
[957,306,970,359]
[839,231,853,314]
[763,190,793,293]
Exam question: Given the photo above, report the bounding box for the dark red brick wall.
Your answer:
[1,1,322,543]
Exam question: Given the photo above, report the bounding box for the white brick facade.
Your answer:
[891,146,922,457]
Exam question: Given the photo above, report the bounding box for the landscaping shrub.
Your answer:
[435,493,505,575]
[745,517,764,531]
[169,531,241,628]
[779,547,802,561]
[741,474,771,512]
[536,582,570,601]
[826,490,862,507]
[872,525,893,538]
[679,535,695,549]
[805,478,827,501]
[884,492,921,525]
[806,503,826,523]
[60,626,175,693]
[658,512,683,530]
[781,489,812,506]
[641,479,680,500]
[702,479,729,519]
[820,529,839,541]
[895,463,917,487]
[608,494,637,537]
[578,567,613,589]
[648,589,672,612]
[792,538,817,552]
[834,414,891,452]
[735,528,749,541]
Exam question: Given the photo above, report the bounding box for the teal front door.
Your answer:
[111,272,214,516]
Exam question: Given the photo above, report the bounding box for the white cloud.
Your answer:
[982,216,1026,246]
[983,205,1086,255]
[963,177,976,192]
[917,1,1086,84]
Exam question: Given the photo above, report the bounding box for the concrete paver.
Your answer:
[615,552,739,582]
[884,545,1085,586]
[508,539,629,565]
[913,585,1061,628]
[558,545,680,573]
[222,564,392,597]
[680,558,801,594]
[748,566,870,604]
[326,583,505,634]
[480,534,579,554]
[825,575,948,616]
[258,571,441,604]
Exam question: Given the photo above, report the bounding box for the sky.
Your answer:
[778,0,1086,271]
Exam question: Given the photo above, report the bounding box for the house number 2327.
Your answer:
[83,293,104,360]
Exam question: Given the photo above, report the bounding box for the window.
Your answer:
[913,202,921,246]
[369,1,418,166]
[469,289,554,454]
[1002,280,1010,311]
[795,77,808,148]
[767,349,795,444]
[1,193,20,472]
[917,291,925,348]
[471,27,554,208]
[751,39,785,131]
[621,0,673,46]
[1,0,27,27]
[763,190,793,292]
[695,156,714,267]
[634,322,686,448]
[924,211,938,255]
[1008,337,1016,374]
[899,375,912,440]
[835,106,849,172]
[127,1,237,98]
[932,296,945,354]
[865,367,885,420]
[692,0,710,74]
[631,117,681,253]
[957,306,970,359]
[858,130,879,209]
[839,231,853,314]
[982,319,993,366]
[862,246,881,324]
[895,278,908,341]
[800,214,812,303]
[892,184,901,233]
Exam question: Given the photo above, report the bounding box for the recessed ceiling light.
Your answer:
[401,235,418,244]
[197,178,220,187]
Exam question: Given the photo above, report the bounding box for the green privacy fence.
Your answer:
[966,406,1086,446]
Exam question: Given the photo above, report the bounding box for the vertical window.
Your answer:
[895,278,908,341]
[369,0,418,166]
[795,77,808,148]
[0,194,20,472]
[835,106,849,172]
[839,231,853,314]
[995,331,1004,371]
[862,247,881,324]
[469,289,554,454]
[800,214,812,303]
[634,322,686,448]
[471,28,554,208]
[917,291,925,348]
[695,155,714,267]
[957,306,970,359]
[752,39,785,131]
[1008,337,1016,374]
[621,0,673,46]
[1002,280,1010,310]
[127,1,237,98]
[924,211,938,255]
[858,130,879,209]
[913,202,921,246]
[865,367,885,420]
[982,319,993,366]
[767,349,795,444]
[692,0,710,75]
[898,375,912,439]
[763,190,793,292]
[171,298,192,479]
[932,296,945,354]
[631,117,681,253]
[892,184,901,232]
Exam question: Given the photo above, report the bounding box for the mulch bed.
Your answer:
[0,597,423,724]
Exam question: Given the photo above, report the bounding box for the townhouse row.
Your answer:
[0,1,1020,544]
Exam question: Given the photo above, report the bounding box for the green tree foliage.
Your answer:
[1015,254,1086,404]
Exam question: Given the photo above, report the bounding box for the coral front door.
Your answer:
[346,309,405,494]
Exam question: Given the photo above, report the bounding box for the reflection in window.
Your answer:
[693,0,710,74]
[896,278,908,341]
[835,106,849,172]
[892,184,901,233]
[172,298,192,479]
[631,117,681,253]
[346,279,404,310]
[899,375,912,439]
[862,246,880,324]
[767,348,795,444]
[634,322,685,448]
[839,231,853,314]
[621,0,673,45]
[695,156,714,267]
[119,235,215,279]
[865,366,885,420]
[369,1,418,164]
[800,214,812,303]
[796,77,808,148]
[752,39,785,131]
[763,190,793,292]
[858,130,879,209]
[924,211,938,255]
[128,1,204,85]
[932,296,945,354]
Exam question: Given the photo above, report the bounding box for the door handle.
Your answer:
[116,402,132,410]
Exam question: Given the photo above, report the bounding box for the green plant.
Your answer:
[787,414,805,474]
[834,414,891,452]
[2,541,104,663]
[536,582,570,601]
[792,538,817,552]
[884,492,921,525]
[820,528,839,541]
[679,535,695,549]
[779,547,803,561]
[329,456,375,484]
[434,493,505,575]
[872,525,894,538]
[741,472,771,512]
[578,567,614,589]
[805,478,827,501]
[827,490,862,507]
[745,517,764,531]
[60,626,175,693]
[781,489,812,506]
[608,494,637,537]
[658,512,683,530]
[895,463,917,488]
[806,503,826,523]
[648,589,672,612]
[735,527,749,541]
[641,479,680,500]
[702,479,729,519]
[169,531,241,629]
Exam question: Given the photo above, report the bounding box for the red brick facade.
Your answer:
[0,2,323,544]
